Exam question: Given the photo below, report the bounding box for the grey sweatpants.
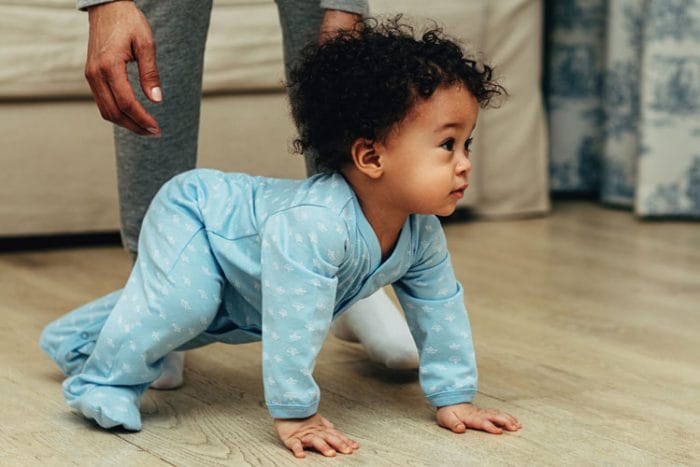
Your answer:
[116,0,328,255]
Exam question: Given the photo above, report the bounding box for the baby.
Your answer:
[40,17,521,458]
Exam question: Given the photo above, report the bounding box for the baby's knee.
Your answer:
[160,168,222,204]
[143,169,222,232]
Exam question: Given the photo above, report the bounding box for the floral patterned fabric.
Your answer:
[546,0,700,218]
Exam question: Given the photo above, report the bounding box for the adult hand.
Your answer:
[85,0,162,136]
[274,413,359,458]
[319,9,362,43]
[436,403,522,434]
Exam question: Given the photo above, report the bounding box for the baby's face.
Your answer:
[375,85,479,217]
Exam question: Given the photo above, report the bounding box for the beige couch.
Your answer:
[0,0,548,238]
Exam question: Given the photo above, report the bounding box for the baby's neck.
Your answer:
[367,211,404,261]
[341,170,407,260]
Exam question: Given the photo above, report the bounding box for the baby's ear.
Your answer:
[350,138,383,179]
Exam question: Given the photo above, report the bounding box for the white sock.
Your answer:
[332,288,419,370]
[150,351,185,390]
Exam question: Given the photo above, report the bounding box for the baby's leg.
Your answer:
[332,288,419,369]
[63,177,226,430]
[63,229,224,430]
[40,290,122,377]
[41,288,185,390]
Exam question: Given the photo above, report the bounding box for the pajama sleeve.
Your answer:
[259,206,347,419]
[393,216,478,408]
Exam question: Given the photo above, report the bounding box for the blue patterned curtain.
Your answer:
[545,0,700,218]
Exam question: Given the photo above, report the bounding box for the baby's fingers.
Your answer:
[491,412,522,431]
[309,436,337,457]
[322,431,357,455]
[285,437,306,459]
[285,434,337,458]
[437,410,467,433]
[477,419,504,435]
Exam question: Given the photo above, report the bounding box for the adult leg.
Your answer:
[62,173,225,430]
[116,0,213,255]
[275,0,418,369]
[115,0,214,387]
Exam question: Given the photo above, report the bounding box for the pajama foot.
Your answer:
[64,379,143,431]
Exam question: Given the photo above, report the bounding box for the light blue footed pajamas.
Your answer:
[40,169,477,430]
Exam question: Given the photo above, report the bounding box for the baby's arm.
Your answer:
[395,216,522,434]
[436,403,521,434]
[274,413,359,458]
[260,207,354,457]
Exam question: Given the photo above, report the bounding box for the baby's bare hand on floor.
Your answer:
[436,403,522,434]
[274,413,359,458]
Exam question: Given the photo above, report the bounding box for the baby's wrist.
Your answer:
[437,402,472,409]
[273,413,317,423]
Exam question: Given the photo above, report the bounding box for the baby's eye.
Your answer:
[440,138,455,151]
[465,137,474,151]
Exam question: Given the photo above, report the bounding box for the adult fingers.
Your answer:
[133,35,162,104]
[104,60,160,135]
[86,70,150,135]
[85,67,117,122]
[84,1,160,135]
[319,10,361,43]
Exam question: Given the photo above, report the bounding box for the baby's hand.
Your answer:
[274,413,359,458]
[436,403,522,434]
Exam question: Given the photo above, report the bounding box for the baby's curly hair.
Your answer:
[288,16,505,173]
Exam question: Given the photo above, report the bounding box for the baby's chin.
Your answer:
[413,199,461,217]
[437,203,457,217]
[433,205,459,217]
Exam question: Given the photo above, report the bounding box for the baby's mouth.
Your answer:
[451,184,468,196]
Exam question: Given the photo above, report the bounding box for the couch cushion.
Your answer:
[0,0,493,99]
[0,0,285,99]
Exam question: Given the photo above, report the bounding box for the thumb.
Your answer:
[134,35,162,103]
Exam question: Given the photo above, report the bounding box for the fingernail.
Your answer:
[151,86,162,102]
[147,127,160,135]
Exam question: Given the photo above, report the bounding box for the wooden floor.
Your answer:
[1,201,698,466]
